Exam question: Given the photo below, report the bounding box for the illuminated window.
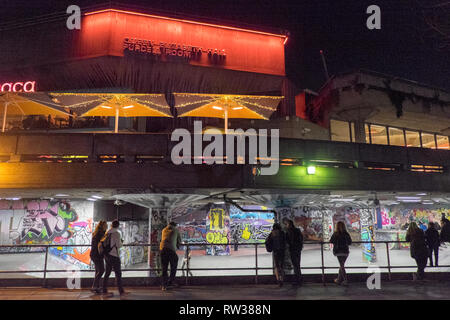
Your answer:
[388,127,405,147]
[436,135,449,150]
[365,124,371,144]
[405,130,421,147]
[369,124,388,145]
[421,132,436,149]
[330,119,351,142]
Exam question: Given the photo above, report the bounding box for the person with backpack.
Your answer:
[265,223,286,287]
[160,221,182,291]
[425,222,440,267]
[330,221,352,286]
[406,222,429,280]
[90,220,107,294]
[101,220,127,296]
[282,218,304,286]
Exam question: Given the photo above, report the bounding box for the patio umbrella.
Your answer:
[49,93,172,133]
[0,92,71,132]
[173,93,283,134]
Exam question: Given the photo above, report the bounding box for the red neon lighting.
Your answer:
[0,81,36,92]
[84,9,288,41]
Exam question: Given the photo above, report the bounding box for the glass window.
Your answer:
[388,127,405,147]
[330,119,351,142]
[369,124,388,145]
[365,124,371,144]
[437,135,450,150]
[405,130,421,147]
[421,132,436,149]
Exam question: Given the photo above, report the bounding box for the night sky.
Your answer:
[1,0,449,91]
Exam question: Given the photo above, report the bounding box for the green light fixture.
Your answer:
[307,165,316,175]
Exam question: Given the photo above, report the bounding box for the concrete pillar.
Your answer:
[354,120,367,143]
[322,209,334,250]
[360,207,377,263]
[148,207,169,277]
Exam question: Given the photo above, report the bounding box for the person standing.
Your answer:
[440,218,450,244]
[160,221,182,291]
[90,220,107,294]
[101,220,127,296]
[266,223,286,287]
[330,221,352,286]
[283,218,304,286]
[425,222,440,267]
[406,222,429,280]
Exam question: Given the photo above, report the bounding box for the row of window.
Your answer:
[330,119,450,150]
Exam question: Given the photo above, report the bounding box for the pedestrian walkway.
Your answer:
[1,280,450,300]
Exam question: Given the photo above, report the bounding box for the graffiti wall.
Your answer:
[120,221,149,267]
[206,206,230,256]
[148,208,168,276]
[377,206,450,231]
[360,208,377,262]
[276,207,323,241]
[229,205,273,244]
[0,200,94,269]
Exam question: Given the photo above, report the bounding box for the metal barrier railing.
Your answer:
[0,240,448,287]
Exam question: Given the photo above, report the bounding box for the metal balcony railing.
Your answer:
[0,240,448,287]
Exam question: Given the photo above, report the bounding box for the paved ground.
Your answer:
[1,280,449,300]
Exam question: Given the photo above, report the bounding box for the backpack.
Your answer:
[98,232,113,256]
[265,234,273,252]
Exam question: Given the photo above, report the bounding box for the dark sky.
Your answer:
[1,0,449,91]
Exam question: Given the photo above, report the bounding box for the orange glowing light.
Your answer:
[84,9,288,40]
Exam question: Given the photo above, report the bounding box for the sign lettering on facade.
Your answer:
[123,38,226,63]
[0,81,36,92]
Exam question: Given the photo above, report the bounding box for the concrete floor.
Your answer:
[0,281,450,300]
[1,244,450,278]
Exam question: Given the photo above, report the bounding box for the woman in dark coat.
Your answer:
[330,221,352,286]
[266,223,287,287]
[406,222,429,280]
[90,220,108,293]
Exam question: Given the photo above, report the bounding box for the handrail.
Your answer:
[1,239,449,289]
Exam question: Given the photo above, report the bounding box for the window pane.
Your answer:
[365,124,371,144]
[437,135,449,150]
[421,133,436,149]
[369,125,388,145]
[405,130,421,147]
[330,119,350,142]
[388,127,405,146]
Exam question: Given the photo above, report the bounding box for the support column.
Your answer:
[360,207,377,263]
[148,207,169,277]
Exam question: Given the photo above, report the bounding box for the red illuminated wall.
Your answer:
[78,10,286,76]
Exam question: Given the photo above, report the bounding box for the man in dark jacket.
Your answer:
[282,218,303,286]
[440,218,450,244]
[425,222,440,267]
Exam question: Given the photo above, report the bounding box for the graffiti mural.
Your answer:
[0,200,94,269]
[229,205,274,244]
[149,208,168,276]
[120,221,149,267]
[206,206,230,256]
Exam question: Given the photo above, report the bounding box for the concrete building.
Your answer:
[0,6,449,280]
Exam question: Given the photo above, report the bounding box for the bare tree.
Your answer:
[413,1,450,51]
